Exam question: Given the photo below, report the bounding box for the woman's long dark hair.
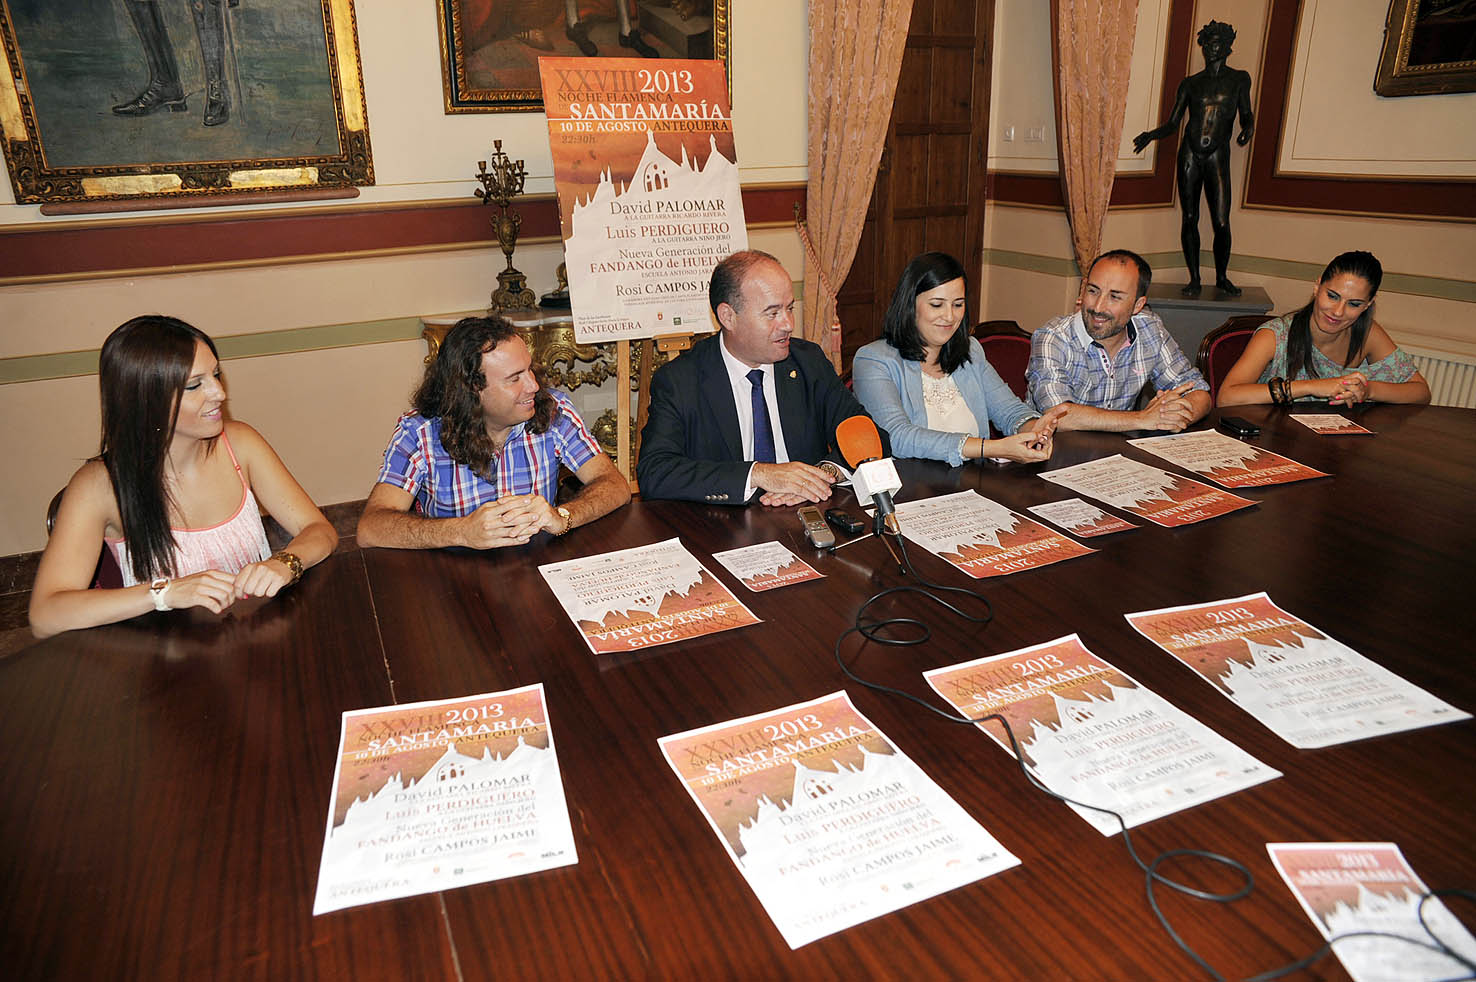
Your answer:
[883,252,973,374]
[1286,251,1383,380]
[98,315,219,583]
[412,316,554,480]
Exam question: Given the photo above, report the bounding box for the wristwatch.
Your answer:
[149,577,172,611]
[555,506,573,535]
[271,550,304,585]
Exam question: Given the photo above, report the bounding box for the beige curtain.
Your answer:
[803,0,914,368]
[1051,0,1139,277]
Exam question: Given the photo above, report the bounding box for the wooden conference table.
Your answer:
[2,405,1473,980]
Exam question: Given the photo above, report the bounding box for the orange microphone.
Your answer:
[835,415,901,533]
[837,415,886,468]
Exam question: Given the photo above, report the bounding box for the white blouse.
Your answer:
[921,371,979,437]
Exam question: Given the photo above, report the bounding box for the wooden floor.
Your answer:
[3,405,1474,980]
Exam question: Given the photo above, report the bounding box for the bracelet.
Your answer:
[149,577,172,611]
[271,551,304,586]
[1268,376,1290,406]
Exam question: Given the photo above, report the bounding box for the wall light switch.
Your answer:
[1002,125,1015,141]
[1025,126,1045,143]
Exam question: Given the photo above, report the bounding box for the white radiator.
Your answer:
[1409,349,1476,409]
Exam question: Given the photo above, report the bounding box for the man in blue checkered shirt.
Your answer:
[357,316,630,550]
[1027,250,1210,433]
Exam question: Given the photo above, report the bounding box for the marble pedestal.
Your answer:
[1143,283,1273,359]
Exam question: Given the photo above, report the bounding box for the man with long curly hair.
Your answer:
[358,316,629,549]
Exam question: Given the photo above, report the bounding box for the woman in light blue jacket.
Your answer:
[853,252,1066,466]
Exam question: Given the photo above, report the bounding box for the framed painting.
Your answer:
[1374,0,1476,96]
[437,0,730,112]
[0,0,373,206]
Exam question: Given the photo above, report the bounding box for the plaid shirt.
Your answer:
[375,390,601,518]
[1026,308,1207,413]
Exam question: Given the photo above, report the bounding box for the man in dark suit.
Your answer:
[638,250,881,506]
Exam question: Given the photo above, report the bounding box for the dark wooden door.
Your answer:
[834,0,996,371]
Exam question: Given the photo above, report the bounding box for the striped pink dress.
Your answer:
[106,432,272,586]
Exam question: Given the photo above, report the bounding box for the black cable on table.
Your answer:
[833,529,1475,982]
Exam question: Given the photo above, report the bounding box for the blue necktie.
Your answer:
[747,368,776,463]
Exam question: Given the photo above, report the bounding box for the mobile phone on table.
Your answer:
[825,508,865,535]
[798,506,836,548]
[1219,416,1260,437]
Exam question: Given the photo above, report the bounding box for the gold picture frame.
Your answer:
[0,0,373,206]
[437,0,730,113]
[1374,0,1476,97]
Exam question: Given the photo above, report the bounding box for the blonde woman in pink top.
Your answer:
[30,316,337,638]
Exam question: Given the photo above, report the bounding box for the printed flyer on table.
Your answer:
[1125,593,1469,748]
[1127,429,1328,487]
[1039,454,1255,527]
[539,537,761,654]
[893,490,1094,577]
[710,540,825,592]
[924,635,1279,835]
[1268,842,1476,982]
[658,691,1020,948]
[1027,498,1139,537]
[1289,414,1373,435]
[313,684,576,915]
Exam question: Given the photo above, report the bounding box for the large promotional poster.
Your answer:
[892,490,1095,578]
[1127,430,1328,488]
[540,57,747,343]
[924,635,1279,835]
[658,691,1020,948]
[1125,593,1470,748]
[1040,454,1256,527]
[1268,842,1476,982]
[313,685,577,915]
[539,537,761,654]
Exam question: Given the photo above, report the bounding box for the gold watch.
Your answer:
[271,550,304,585]
[555,506,573,535]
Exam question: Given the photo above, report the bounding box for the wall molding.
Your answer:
[1,317,427,386]
[1243,0,1476,222]
[0,184,807,286]
[1,275,811,386]
[980,247,1476,304]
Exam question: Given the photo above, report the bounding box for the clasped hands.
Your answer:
[458,494,562,549]
[989,405,1068,462]
[1324,372,1368,406]
[1140,382,1200,432]
[156,555,300,613]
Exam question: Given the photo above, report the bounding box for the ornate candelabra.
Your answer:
[475,140,536,312]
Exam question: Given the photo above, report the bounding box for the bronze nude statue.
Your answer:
[1133,20,1254,297]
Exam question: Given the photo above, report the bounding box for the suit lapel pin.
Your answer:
[789,370,797,379]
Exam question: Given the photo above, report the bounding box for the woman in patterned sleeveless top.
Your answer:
[1217,251,1431,408]
[30,316,337,638]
